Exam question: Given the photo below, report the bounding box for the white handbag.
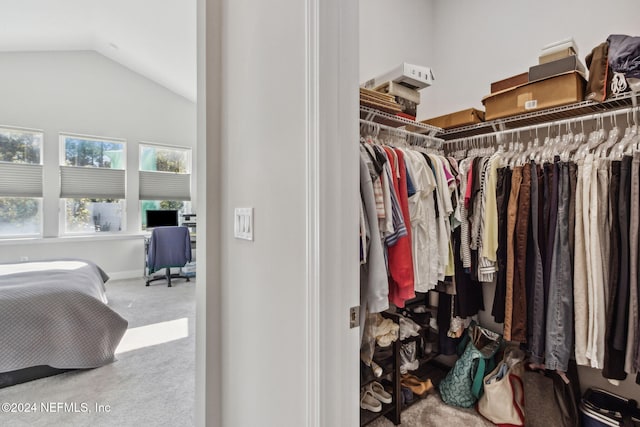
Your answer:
[476,360,525,426]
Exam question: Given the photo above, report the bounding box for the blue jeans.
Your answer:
[545,162,573,371]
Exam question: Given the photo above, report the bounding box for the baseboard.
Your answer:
[108,270,144,281]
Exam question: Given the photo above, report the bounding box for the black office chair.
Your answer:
[146,226,192,287]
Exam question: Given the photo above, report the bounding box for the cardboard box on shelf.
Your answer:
[539,48,577,64]
[363,63,435,90]
[490,72,529,94]
[482,71,586,121]
[421,108,485,129]
[529,55,586,82]
[374,81,421,104]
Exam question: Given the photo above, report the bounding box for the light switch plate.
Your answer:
[234,208,253,241]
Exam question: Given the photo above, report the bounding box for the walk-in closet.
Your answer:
[358,1,640,425]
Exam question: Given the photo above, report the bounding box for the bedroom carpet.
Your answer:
[0,276,195,427]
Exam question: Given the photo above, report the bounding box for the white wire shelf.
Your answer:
[440,91,638,140]
[359,106,442,135]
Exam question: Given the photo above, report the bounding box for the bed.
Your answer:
[0,259,128,388]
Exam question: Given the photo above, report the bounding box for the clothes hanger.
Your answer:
[568,119,587,159]
[597,114,620,158]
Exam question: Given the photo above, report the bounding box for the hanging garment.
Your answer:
[604,156,631,380]
[603,160,624,378]
[545,162,574,372]
[573,158,590,366]
[527,161,545,364]
[359,152,389,317]
[493,167,512,323]
[459,158,473,270]
[504,166,522,341]
[512,162,531,343]
[383,147,415,308]
[588,157,607,371]
[404,150,438,292]
[627,152,640,374]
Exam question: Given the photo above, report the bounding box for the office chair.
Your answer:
[146,226,192,287]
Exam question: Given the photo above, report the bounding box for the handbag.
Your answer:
[439,322,503,408]
[476,352,526,426]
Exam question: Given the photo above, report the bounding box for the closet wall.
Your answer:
[359,0,435,120]
[360,0,640,398]
[428,0,640,118]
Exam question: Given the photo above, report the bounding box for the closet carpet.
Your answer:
[0,277,195,427]
[368,392,494,427]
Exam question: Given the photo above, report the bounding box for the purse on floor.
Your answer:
[439,322,503,408]
[476,352,525,426]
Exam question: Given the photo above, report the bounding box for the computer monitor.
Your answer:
[146,210,179,228]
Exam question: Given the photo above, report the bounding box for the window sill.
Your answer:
[0,233,147,246]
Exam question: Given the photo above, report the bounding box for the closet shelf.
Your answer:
[360,106,443,135]
[440,91,638,141]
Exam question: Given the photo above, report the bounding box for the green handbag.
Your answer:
[439,322,503,408]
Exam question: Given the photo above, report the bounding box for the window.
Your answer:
[64,199,123,233]
[0,127,43,237]
[0,197,42,237]
[139,144,191,202]
[60,134,126,234]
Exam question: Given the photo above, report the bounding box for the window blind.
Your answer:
[60,166,125,199]
[0,162,43,197]
[139,171,191,201]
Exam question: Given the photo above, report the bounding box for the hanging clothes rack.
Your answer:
[359,118,444,151]
[444,104,640,151]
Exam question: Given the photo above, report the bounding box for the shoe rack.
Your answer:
[360,312,401,426]
[397,293,439,412]
[360,294,442,426]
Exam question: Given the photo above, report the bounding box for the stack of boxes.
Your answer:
[482,38,587,121]
[361,63,434,122]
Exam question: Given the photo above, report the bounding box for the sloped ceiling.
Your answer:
[0,0,197,102]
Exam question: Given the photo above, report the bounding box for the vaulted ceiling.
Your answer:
[0,0,197,102]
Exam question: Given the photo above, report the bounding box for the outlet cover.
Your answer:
[234,208,253,241]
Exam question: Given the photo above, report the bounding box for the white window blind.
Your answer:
[139,171,191,201]
[0,162,43,197]
[60,166,126,198]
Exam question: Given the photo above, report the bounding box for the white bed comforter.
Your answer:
[0,260,128,372]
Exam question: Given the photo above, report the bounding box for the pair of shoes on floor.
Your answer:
[400,374,434,398]
[360,381,392,412]
[400,385,413,406]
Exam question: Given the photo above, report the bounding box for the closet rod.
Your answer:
[444,104,640,146]
[359,119,444,149]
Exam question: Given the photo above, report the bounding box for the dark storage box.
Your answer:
[490,72,529,93]
[529,55,586,82]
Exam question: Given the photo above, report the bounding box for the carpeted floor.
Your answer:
[367,392,493,427]
[0,276,195,427]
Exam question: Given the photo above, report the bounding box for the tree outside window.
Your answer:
[0,128,42,236]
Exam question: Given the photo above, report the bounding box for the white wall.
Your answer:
[219,0,309,425]
[359,0,435,120]
[0,51,196,277]
[199,0,361,424]
[428,0,640,118]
